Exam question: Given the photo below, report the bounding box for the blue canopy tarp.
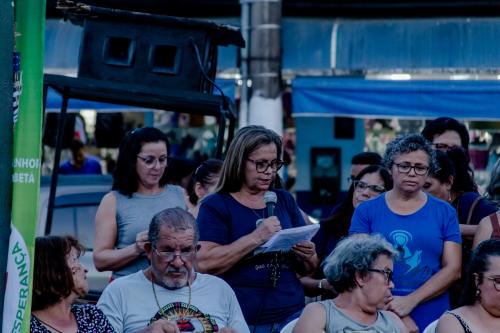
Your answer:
[292,77,500,120]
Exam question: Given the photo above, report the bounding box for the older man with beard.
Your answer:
[97,208,249,333]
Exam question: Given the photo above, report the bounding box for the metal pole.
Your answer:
[46,91,69,232]
[239,0,250,128]
[244,0,283,135]
[249,0,282,99]
[0,0,15,324]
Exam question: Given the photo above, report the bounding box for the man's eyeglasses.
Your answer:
[137,155,168,169]
[394,163,429,176]
[154,246,198,262]
[247,158,284,173]
[367,268,393,285]
[432,143,459,151]
[353,180,385,194]
[486,276,500,292]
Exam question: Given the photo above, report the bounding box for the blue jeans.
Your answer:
[248,309,302,333]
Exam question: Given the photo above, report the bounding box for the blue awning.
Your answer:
[292,77,500,120]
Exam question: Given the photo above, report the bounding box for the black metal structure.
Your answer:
[47,0,500,18]
[43,6,243,229]
[43,74,237,227]
[77,7,244,91]
[44,5,245,225]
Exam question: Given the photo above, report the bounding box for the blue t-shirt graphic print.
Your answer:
[349,193,461,331]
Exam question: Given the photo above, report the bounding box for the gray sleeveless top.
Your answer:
[320,300,401,333]
[113,185,186,278]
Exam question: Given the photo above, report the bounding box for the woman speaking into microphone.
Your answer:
[196,125,318,333]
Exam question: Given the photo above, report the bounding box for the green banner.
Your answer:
[2,0,45,332]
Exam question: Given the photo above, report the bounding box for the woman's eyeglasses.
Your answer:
[432,143,459,151]
[367,268,394,285]
[137,155,168,169]
[394,163,429,176]
[247,158,284,173]
[353,180,385,194]
[486,276,500,292]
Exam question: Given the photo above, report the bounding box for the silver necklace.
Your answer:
[151,275,192,320]
[234,193,265,224]
[250,207,265,219]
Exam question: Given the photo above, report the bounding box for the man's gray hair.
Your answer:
[148,207,198,248]
[382,133,438,174]
[323,234,397,293]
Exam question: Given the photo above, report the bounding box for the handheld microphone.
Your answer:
[263,191,277,218]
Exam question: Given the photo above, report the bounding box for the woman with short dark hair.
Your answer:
[350,134,462,332]
[94,127,186,278]
[31,235,114,333]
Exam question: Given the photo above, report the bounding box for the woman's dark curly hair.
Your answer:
[32,235,85,310]
[322,165,392,239]
[112,127,171,197]
[382,134,438,175]
[460,239,500,306]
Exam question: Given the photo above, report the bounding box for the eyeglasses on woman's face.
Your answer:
[247,158,284,173]
[394,163,429,176]
[432,143,459,151]
[486,276,500,292]
[353,180,385,194]
[137,155,168,169]
[367,268,394,286]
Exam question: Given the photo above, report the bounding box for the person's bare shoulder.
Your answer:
[473,214,496,249]
[293,302,326,333]
[435,311,466,333]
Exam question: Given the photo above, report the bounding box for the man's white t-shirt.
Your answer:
[97,271,250,333]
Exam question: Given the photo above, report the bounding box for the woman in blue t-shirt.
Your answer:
[349,134,462,332]
[196,125,318,333]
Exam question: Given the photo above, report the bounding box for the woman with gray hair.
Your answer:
[293,235,408,333]
[196,125,318,332]
[349,134,462,332]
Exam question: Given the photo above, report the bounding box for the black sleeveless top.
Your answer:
[446,311,473,333]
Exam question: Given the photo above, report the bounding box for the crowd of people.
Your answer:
[30,117,500,333]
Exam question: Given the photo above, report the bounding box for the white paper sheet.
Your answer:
[254,224,320,254]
